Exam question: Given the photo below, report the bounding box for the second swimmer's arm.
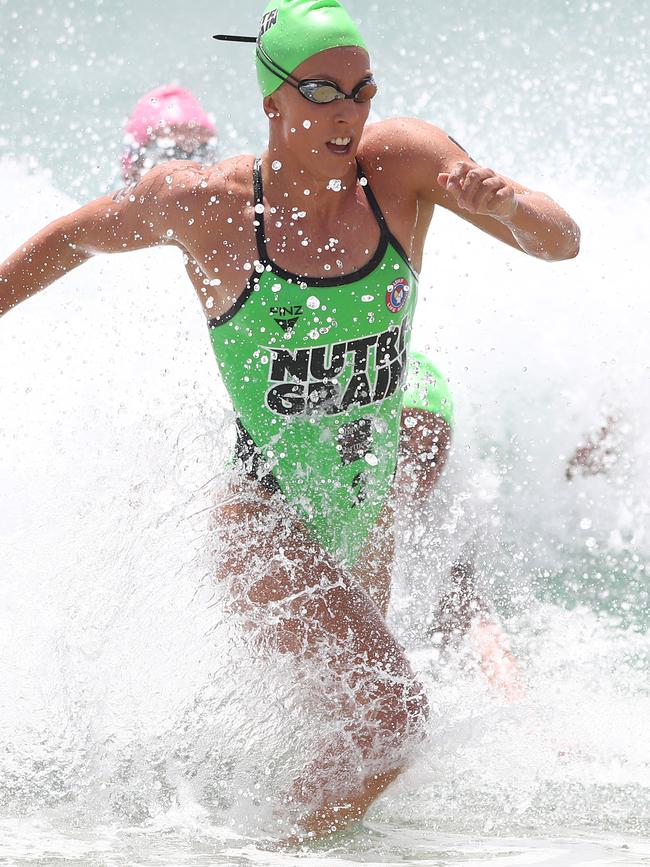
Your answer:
[0,165,187,319]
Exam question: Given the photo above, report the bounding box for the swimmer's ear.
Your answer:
[264,94,280,119]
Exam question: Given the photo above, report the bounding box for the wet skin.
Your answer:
[0,45,580,839]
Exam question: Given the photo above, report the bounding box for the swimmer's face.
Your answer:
[264,46,374,179]
[122,122,217,184]
[157,122,214,154]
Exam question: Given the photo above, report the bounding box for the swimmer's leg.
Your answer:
[351,501,395,617]
[213,483,428,840]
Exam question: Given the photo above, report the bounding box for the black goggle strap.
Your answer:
[213,34,374,100]
[213,34,258,43]
[213,33,301,89]
[255,41,304,90]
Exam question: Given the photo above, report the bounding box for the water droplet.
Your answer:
[361,294,374,302]
[272,160,282,171]
[327,178,342,192]
[254,203,265,214]
[303,119,312,129]
[364,453,379,467]
[306,296,320,309]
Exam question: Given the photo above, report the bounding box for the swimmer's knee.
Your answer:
[390,676,429,739]
[356,673,429,760]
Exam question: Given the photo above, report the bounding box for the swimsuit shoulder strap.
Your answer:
[356,161,389,236]
[254,157,417,279]
[356,160,418,279]
[253,157,270,265]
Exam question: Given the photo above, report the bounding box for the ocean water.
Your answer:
[1,0,649,864]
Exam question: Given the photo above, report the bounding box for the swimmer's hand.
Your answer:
[437,161,518,221]
[435,155,579,260]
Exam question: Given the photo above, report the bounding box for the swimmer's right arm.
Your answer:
[0,163,193,318]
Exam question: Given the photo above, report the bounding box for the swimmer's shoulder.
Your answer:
[107,155,257,250]
[359,118,474,201]
[129,154,256,211]
[360,118,467,166]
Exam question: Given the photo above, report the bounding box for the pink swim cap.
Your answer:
[124,84,216,146]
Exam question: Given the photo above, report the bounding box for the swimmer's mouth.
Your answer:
[326,136,352,155]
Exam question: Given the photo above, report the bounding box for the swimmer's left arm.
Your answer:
[395,118,580,261]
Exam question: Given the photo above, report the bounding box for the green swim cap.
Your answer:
[256,0,368,97]
[403,352,455,429]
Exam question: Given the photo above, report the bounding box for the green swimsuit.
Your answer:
[209,160,419,567]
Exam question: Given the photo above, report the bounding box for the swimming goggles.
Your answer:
[124,137,219,173]
[214,34,377,104]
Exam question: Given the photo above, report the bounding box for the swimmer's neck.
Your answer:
[259,146,360,217]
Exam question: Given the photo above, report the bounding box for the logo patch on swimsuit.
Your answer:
[270,304,303,334]
[386,277,409,313]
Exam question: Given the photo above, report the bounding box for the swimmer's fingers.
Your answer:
[471,176,515,216]
[438,163,517,220]
[456,167,496,210]
[437,159,473,195]
[487,182,518,220]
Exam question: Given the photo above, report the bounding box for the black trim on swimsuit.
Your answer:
[208,274,258,327]
[209,156,418,324]
[355,162,419,281]
[252,157,390,288]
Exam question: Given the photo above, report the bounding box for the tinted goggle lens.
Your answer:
[298,77,377,104]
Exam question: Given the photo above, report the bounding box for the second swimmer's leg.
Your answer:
[213,483,428,839]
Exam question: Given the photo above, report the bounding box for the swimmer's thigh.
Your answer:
[212,482,418,702]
